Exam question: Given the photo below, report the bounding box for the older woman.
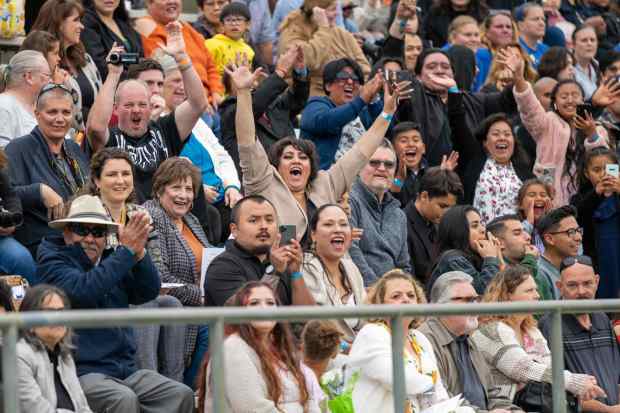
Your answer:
[17,284,93,412]
[81,0,144,79]
[32,0,102,129]
[348,270,474,413]
[279,0,370,96]
[87,148,185,382]
[143,157,211,388]
[302,204,365,340]
[472,265,604,405]
[231,56,406,241]
[201,281,321,412]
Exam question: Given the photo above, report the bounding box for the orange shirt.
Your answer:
[141,19,224,98]
[181,223,204,275]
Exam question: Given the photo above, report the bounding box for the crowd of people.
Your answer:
[1,0,620,411]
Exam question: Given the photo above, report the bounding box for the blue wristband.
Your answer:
[448,86,459,93]
[393,178,403,188]
[223,185,240,193]
[381,112,393,122]
[291,271,303,281]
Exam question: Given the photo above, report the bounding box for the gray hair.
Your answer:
[1,50,48,91]
[430,271,474,304]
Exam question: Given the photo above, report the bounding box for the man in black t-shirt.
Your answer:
[87,22,207,202]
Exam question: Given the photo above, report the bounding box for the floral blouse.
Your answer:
[474,158,522,224]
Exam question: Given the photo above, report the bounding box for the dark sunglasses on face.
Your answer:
[368,159,396,169]
[559,255,593,272]
[335,71,360,83]
[68,224,108,238]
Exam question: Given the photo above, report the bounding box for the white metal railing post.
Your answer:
[3,324,18,413]
[391,316,407,413]
[551,309,566,413]
[209,318,225,413]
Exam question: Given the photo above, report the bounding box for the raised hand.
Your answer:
[360,72,384,103]
[119,211,151,260]
[440,151,459,171]
[496,47,524,81]
[162,21,187,59]
[105,42,126,76]
[592,76,620,107]
[275,46,298,77]
[312,6,329,28]
[383,78,412,114]
[224,53,264,91]
[293,45,305,71]
[574,111,597,139]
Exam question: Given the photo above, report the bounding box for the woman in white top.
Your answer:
[572,25,599,100]
[348,270,474,413]
[200,281,321,413]
[302,203,366,340]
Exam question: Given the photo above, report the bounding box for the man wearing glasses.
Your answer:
[536,206,583,299]
[349,140,411,286]
[419,271,520,413]
[36,195,194,413]
[540,256,620,413]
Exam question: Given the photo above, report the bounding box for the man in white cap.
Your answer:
[35,195,194,413]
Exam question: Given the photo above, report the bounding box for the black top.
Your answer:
[405,201,437,282]
[392,163,426,209]
[75,69,95,124]
[47,346,75,411]
[107,113,183,202]
[204,240,292,306]
[540,312,620,407]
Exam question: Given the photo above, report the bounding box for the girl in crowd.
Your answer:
[449,107,534,224]
[144,157,211,388]
[572,147,620,298]
[538,47,575,81]
[428,205,501,294]
[201,282,321,412]
[32,0,102,130]
[81,0,144,79]
[302,204,366,341]
[572,25,600,100]
[302,320,345,384]
[445,15,481,52]
[87,148,185,382]
[423,0,487,49]
[472,265,605,403]
[517,178,554,253]
[348,270,474,413]
[17,285,93,412]
[20,30,69,84]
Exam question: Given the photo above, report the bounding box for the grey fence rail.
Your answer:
[3,299,620,413]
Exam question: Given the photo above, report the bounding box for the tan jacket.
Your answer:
[301,252,366,339]
[279,11,370,96]
[418,318,522,412]
[239,139,368,239]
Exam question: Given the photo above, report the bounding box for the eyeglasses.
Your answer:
[35,83,75,107]
[222,17,247,24]
[368,159,396,169]
[451,295,481,303]
[335,71,360,83]
[68,224,108,238]
[548,227,583,238]
[204,0,228,6]
[559,255,593,272]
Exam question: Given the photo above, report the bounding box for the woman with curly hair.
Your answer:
[201,281,321,412]
[471,265,604,403]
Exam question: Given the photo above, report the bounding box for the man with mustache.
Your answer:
[540,256,620,413]
[419,271,520,413]
[36,195,194,413]
[204,195,315,306]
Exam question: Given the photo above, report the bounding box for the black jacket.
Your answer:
[447,91,533,204]
[405,201,437,283]
[570,186,610,270]
[396,78,518,166]
[6,127,89,253]
[219,72,309,174]
[0,165,21,218]
[81,8,144,80]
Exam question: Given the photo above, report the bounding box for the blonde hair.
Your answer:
[479,265,537,332]
[447,15,479,43]
[484,44,538,89]
[480,12,519,50]
[366,269,427,328]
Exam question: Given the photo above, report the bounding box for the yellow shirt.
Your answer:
[204,34,255,76]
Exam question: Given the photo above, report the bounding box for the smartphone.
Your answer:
[279,225,296,246]
[539,166,556,187]
[576,103,594,118]
[606,163,619,178]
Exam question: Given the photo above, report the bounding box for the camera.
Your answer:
[0,207,22,228]
[109,52,140,66]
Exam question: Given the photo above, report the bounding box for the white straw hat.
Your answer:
[49,195,120,230]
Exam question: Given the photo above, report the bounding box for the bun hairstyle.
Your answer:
[301,0,336,17]
[302,320,344,362]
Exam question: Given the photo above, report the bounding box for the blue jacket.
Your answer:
[36,236,160,379]
[300,96,383,170]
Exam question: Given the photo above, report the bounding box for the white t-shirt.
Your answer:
[0,93,36,147]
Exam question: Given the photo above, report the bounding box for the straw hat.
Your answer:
[49,195,120,230]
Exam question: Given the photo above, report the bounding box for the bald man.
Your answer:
[540,256,620,413]
[533,77,558,112]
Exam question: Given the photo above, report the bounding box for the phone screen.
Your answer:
[279,225,296,246]
[606,164,619,178]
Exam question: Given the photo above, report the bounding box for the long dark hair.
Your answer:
[475,112,531,169]
[82,0,130,22]
[88,148,137,203]
[577,146,618,191]
[538,47,573,80]
[431,0,488,20]
[197,282,310,412]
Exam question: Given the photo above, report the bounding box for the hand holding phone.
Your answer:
[606,163,619,178]
[279,225,296,247]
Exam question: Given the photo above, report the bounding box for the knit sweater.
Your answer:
[471,321,593,401]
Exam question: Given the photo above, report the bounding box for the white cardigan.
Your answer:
[204,333,321,413]
[192,118,241,190]
[348,323,471,413]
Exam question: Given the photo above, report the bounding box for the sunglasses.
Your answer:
[335,71,360,83]
[559,255,593,272]
[36,83,76,107]
[368,159,396,169]
[68,224,108,238]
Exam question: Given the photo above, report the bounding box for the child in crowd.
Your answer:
[204,2,255,76]
[572,147,620,299]
[517,178,554,253]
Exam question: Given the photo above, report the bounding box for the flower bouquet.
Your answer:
[319,366,360,413]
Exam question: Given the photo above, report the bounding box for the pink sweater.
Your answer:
[513,84,607,207]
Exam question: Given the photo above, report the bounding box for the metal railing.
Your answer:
[3,298,620,413]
